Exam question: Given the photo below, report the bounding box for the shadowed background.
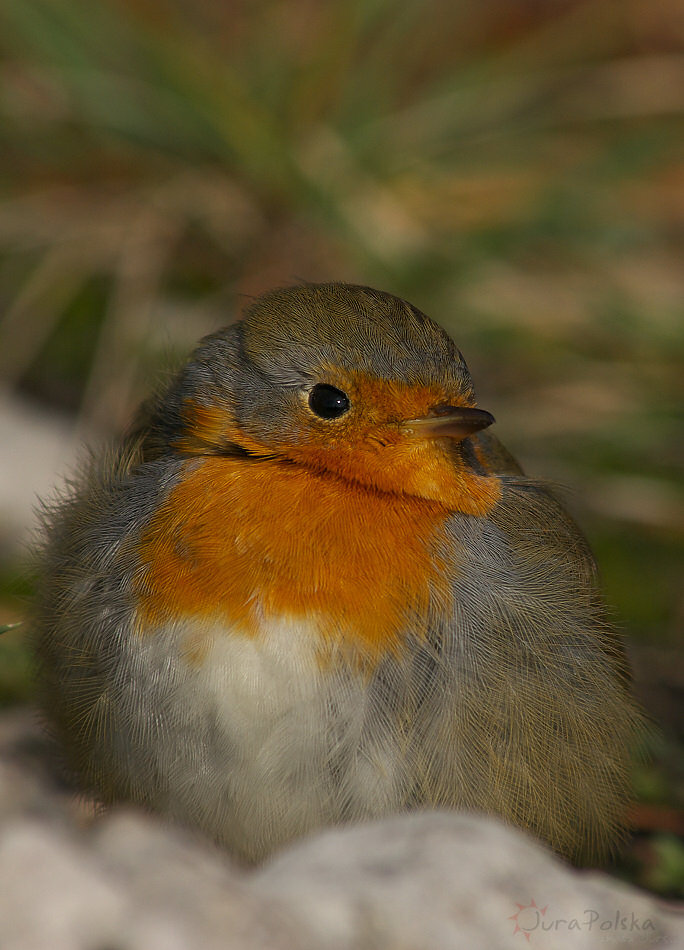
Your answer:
[0,0,682,895]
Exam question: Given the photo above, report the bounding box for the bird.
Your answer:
[32,281,644,866]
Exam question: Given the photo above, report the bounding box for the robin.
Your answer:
[33,282,643,865]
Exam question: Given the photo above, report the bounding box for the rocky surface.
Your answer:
[0,709,681,950]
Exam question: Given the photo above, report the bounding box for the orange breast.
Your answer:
[134,457,459,663]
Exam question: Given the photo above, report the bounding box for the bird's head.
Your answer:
[145,283,500,515]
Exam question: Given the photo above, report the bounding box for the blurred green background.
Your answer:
[0,0,682,895]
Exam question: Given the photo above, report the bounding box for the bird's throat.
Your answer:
[282,436,501,513]
[134,455,466,663]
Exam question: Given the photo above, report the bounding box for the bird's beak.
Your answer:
[400,406,495,441]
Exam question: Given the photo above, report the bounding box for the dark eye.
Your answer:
[308,384,350,419]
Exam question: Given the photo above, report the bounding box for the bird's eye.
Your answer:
[308,384,351,419]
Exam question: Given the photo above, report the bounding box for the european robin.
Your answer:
[33,282,643,865]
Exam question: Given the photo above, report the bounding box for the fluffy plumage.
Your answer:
[32,282,643,864]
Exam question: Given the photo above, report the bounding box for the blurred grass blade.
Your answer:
[0,623,23,635]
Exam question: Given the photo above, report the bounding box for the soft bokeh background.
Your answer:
[0,0,682,894]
